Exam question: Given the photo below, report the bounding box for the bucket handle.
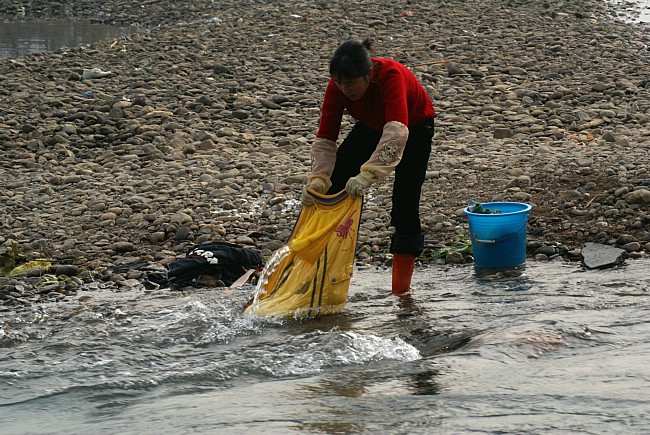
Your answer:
[474,238,497,244]
[471,222,528,244]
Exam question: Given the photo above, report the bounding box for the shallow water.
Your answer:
[0,21,134,58]
[1,258,649,434]
[609,0,650,22]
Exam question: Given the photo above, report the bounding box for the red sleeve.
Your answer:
[316,79,345,142]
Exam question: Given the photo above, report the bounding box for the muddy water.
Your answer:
[0,21,134,58]
[1,258,649,434]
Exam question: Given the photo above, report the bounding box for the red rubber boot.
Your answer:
[392,254,416,295]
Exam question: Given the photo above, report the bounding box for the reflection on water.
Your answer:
[0,21,135,58]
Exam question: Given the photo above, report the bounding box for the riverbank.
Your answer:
[1,0,649,304]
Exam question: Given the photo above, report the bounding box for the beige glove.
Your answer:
[310,137,337,181]
[360,120,409,182]
[345,172,375,198]
[301,176,329,206]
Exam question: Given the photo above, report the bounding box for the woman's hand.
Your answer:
[301,177,328,206]
[345,172,374,198]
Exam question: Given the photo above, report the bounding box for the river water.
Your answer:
[610,0,650,22]
[1,257,649,434]
[0,21,134,58]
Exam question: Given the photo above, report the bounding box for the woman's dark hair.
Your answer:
[329,38,374,80]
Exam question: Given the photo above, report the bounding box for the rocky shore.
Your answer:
[1,0,649,305]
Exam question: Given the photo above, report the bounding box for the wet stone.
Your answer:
[54,265,81,276]
[621,242,641,253]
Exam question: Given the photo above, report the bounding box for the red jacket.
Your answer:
[317,58,435,141]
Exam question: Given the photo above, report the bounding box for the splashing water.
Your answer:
[247,244,291,314]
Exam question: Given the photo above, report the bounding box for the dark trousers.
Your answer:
[327,119,434,256]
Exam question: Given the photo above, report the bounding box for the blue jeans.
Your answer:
[326,119,434,256]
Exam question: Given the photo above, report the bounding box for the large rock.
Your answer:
[581,242,626,269]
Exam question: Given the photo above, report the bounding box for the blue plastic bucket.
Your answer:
[463,202,532,270]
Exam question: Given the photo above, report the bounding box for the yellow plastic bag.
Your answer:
[244,190,363,318]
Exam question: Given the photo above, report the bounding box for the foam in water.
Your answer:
[263,329,421,377]
[333,331,422,363]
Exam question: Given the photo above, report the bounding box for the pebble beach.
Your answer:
[1,0,649,304]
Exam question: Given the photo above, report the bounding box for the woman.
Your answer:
[302,38,435,295]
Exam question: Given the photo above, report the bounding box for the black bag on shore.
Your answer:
[167,241,265,290]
